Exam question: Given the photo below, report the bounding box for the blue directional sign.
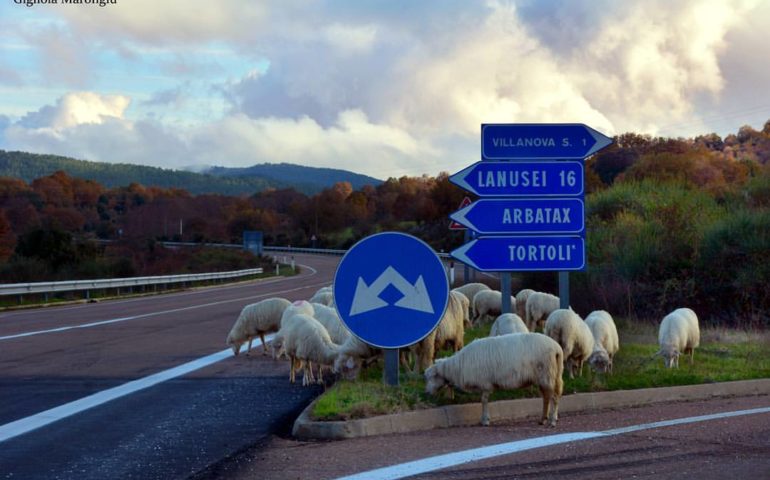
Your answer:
[450,198,585,235]
[334,232,449,349]
[482,123,613,160]
[450,160,584,197]
[451,236,585,271]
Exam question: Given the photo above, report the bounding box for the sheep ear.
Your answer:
[345,357,355,369]
[653,350,662,357]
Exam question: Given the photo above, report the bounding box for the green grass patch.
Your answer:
[311,326,770,421]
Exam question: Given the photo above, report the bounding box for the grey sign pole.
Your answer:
[463,229,470,283]
[384,348,399,386]
[559,271,570,309]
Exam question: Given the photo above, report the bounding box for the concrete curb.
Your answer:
[292,378,770,440]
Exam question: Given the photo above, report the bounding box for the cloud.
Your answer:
[141,86,186,107]
[17,92,130,130]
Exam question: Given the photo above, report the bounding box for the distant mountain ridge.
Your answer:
[0,151,382,195]
[202,163,382,191]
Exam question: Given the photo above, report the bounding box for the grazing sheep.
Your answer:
[333,335,381,380]
[473,290,517,325]
[226,298,291,356]
[544,309,594,379]
[450,288,472,328]
[406,290,467,373]
[311,302,351,345]
[585,310,620,374]
[280,300,315,327]
[278,313,341,385]
[309,286,334,306]
[425,333,564,427]
[525,292,560,332]
[515,289,536,322]
[489,313,529,336]
[453,282,491,319]
[657,308,700,368]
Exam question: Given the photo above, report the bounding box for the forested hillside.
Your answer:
[0,151,379,195]
[1,122,769,324]
[204,162,382,191]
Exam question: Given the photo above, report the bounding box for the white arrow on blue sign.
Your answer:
[450,160,584,197]
[333,232,449,349]
[451,236,585,272]
[482,123,613,160]
[450,198,585,235]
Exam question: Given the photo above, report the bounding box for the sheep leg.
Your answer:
[539,387,552,425]
[289,356,296,383]
[480,391,491,426]
[317,364,325,384]
[246,337,253,356]
[549,392,560,427]
[259,334,267,355]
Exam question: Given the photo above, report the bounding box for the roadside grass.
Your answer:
[311,323,770,421]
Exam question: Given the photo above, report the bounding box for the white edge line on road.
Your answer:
[336,406,770,480]
[0,335,274,443]
[0,264,321,342]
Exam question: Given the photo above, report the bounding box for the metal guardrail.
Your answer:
[0,268,263,297]
[264,245,452,259]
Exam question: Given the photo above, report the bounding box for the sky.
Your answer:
[1,0,770,180]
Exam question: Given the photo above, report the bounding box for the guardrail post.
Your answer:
[291,256,295,271]
[275,264,279,276]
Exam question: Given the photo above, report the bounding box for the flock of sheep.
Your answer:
[225,282,701,428]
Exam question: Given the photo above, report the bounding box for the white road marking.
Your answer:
[336,406,770,480]
[0,335,274,443]
[0,265,323,342]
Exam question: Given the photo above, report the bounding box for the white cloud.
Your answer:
[17,92,130,130]
[322,24,378,55]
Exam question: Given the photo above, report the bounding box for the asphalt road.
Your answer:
[0,253,340,480]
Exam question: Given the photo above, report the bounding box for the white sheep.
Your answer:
[332,335,381,380]
[544,309,594,379]
[410,290,467,372]
[585,310,620,374]
[280,299,315,327]
[309,286,334,306]
[311,302,351,345]
[424,333,564,427]
[226,297,291,356]
[525,292,560,332]
[278,313,341,385]
[489,313,529,336]
[473,290,516,325]
[515,288,536,322]
[452,282,491,319]
[450,288,472,328]
[657,307,700,368]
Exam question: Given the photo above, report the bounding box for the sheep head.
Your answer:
[333,354,361,380]
[657,345,680,368]
[588,350,611,373]
[424,362,447,395]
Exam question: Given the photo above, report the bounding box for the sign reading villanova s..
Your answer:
[334,232,449,349]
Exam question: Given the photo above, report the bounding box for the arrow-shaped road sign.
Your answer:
[451,236,586,272]
[482,123,613,160]
[349,266,434,316]
[449,196,473,230]
[450,160,584,197]
[450,198,585,235]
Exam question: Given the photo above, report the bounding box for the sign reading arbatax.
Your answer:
[450,123,612,272]
[449,198,585,235]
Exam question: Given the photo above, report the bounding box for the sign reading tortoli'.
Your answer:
[333,232,449,349]
[451,236,585,272]
[482,123,613,160]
